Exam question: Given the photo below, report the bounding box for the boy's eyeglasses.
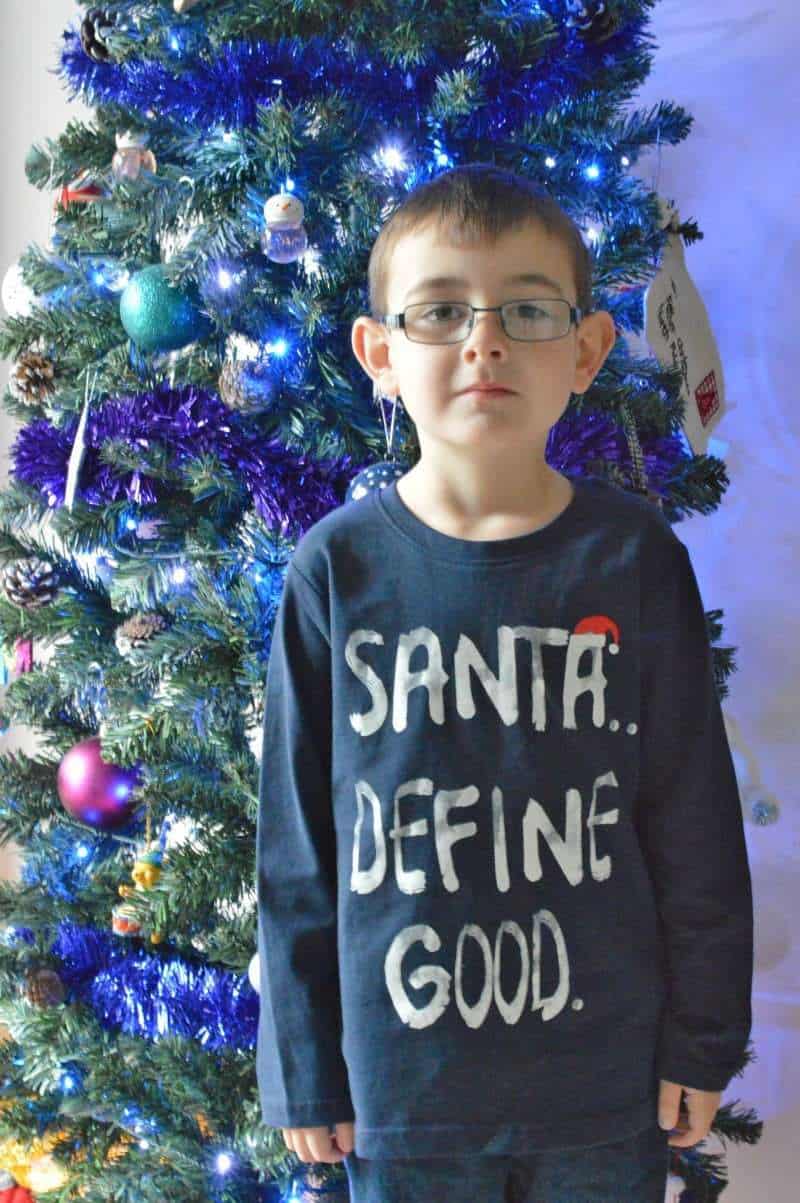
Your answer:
[382,298,586,344]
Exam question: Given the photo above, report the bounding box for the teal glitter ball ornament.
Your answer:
[119,264,213,352]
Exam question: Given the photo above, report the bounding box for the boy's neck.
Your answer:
[395,460,574,542]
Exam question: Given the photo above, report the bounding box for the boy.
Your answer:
[255,164,753,1202]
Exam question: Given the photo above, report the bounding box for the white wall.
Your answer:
[0,0,91,878]
[1,3,797,1198]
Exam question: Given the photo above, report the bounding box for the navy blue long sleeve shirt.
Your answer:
[255,474,753,1158]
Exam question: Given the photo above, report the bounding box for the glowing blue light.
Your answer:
[585,163,601,180]
[621,155,630,167]
[139,1138,150,1150]
[172,566,188,585]
[77,845,89,859]
[215,1152,233,1174]
[379,144,405,172]
[217,268,234,289]
[285,177,295,191]
[170,35,180,52]
[125,518,138,530]
[62,1074,75,1091]
[545,156,556,169]
[268,339,288,357]
[92,270,105,287]
[222,130,235,143]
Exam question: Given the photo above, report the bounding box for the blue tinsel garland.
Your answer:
[57,27,587,136]
[51,921,259,1050]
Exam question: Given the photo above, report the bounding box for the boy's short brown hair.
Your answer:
[367,162,594,322]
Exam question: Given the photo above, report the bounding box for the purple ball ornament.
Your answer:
[57,736,142,831]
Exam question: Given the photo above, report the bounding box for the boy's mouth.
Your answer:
[458,383,516,395]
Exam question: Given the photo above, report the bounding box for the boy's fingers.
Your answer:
[280,1125,355,1164]
[657,1078,682,1130]
[285,1126,345,1164]
[334,1121,355,1154]
[668,1123,706,1148]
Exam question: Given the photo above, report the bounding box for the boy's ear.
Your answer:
[571,309,617,396]
[351,316,399,396]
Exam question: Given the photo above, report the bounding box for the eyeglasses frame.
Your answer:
[381,297,587,344]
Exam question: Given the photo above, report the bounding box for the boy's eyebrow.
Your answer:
[402,272,566,304]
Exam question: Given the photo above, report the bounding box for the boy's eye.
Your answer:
[419,304,467,322]
[512,303,547,320]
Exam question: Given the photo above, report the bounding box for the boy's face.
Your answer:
[351,219,616,462]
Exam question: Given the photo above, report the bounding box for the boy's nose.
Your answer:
[465,311,508,348]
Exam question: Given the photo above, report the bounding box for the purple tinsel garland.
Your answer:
[51,921,259,1051]
[11,382,686,530]
[11,383,357,538]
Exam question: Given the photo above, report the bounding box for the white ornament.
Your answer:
[216,887,256,922]
[2,261,37,318]
[64,393,90,512]
[225,332,262,363]
[163,813,205,852]
[644,197,725,455]
[263,193,305,229]
[112,130,157,182]
[248,952,260,994]
[246,717,263,763]
[665,1172,687,1203]
[160,210,206,262]
[261,192,308,264]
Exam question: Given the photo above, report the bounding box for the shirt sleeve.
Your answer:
[255,560,355,1128]
[636,527,754,1093]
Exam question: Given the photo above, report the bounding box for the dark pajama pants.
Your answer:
[344,1120,671,1203]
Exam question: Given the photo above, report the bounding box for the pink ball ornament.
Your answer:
[57,736,141,830]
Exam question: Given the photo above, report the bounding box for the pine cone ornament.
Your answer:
[114,612,169,658]
[2,557,60,610]
[23,968,66,1007]
[80,8,114,62]
[218,356,274,412]
[564,1,620,43]
[9,350,56,405]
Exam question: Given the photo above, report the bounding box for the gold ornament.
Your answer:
[118,844,164,896]
[114,834,166,944]
[0,1123,70,1192]
[195,1110,215,1140]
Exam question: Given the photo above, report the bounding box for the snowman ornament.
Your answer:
[261,192,308,263]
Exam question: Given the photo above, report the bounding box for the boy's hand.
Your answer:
[281,1121,355,1163]
[658,1078,722,1147]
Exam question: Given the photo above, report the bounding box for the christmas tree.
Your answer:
[0,1,761,1200]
